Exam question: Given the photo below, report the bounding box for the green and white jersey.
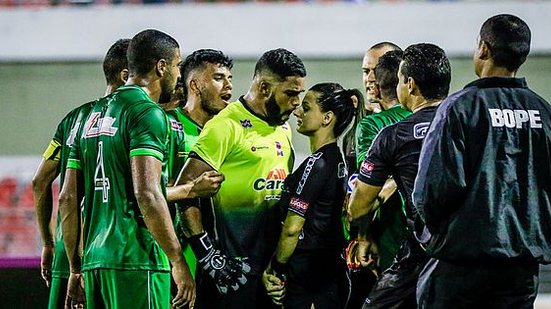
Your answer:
[67,85,170,272]
[42,101,95,279]
[165,107,202,182]
[190,97,294,275]
[355,105,411,167]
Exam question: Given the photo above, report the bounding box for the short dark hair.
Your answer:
[254,48,306,80]
[480,14,531,71]
[180,49,233,98]
[310,82,362,137]
[375,50,403,101]
[369,42,402,52]
[103,39,130,85]
[127,29,180,76]
[401,43,451,101]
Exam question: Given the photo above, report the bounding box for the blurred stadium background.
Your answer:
[1,0,550,307]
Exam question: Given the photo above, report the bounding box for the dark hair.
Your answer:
[310,82,361,137]
[480,14,531,71]
[127,29,180,76]
[103,39,130,85]
[369,41,402,52]
[400,43,451,101]
[254,48,306,80]
[180,49,233,99]
[375,50,403,101]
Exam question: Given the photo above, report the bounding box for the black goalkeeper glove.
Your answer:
[188,231,251,294]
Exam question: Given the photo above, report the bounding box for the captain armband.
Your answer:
[42,139,62,161]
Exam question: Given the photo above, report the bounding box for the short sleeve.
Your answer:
[67,126,82,170]
[357,127,393,187]
[190,116,238,171]
[355,117,380,167]
[128,104,169,162]
[287,153,329,217]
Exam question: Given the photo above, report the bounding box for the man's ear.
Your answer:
[407,77,417,95]
[156,59,167,77]
[189,79,199,95]
[119,69,129,83]
[259,80,272,98]
[477,40,492,61]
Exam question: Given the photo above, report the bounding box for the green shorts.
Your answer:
[84,269,170,309]
[48,276,68,309]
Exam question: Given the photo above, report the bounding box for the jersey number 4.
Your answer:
[94,141,110,203]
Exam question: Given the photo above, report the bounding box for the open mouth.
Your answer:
[220,93,232,103]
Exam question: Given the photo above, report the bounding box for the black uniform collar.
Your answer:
[464,77,527,90]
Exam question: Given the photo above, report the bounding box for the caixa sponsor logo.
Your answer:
[253,168,287,191]
[413,122,431,139]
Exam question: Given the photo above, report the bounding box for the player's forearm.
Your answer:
[59,189,81,272]
[166,183,193,202]
[348,191,377,222]
[177,206,204,238]
[33,183,55,246]
[275,229,300,264]
[137,191,185,263]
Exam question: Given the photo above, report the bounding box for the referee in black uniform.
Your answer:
[414,14,551,308]
[347,43,451,308]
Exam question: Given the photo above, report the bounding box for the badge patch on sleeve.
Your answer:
[289,197,309,217]
[360,160,374,178]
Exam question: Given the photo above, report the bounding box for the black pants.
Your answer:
[362,238,428,309]
[285,251,349,309]
[417,258,539,309]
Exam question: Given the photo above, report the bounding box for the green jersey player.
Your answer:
[175,48,306,309]
[59,30,194,309]
[32,39,129,309]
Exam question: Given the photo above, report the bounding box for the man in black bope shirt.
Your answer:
[414,14,551,308]
[347,43,451,308]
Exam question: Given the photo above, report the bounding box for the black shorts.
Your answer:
[363,238,428,309]
[286,250,349,309]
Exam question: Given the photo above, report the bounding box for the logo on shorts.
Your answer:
[360,161,374,177]
[240,119,253,129]
[413,122,431,139]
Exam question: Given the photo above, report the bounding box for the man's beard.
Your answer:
[265,95,289,126]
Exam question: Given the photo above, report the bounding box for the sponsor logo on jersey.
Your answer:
[297,152,322,194]
[289,197,309,215]
[170,119,183,131]
[488,108,542,129]
[253,168,287,191]
[360,161,374,177]
[413,122,431,139]
[281,124,290,130]
[275,141,284,156]
[84,112,118,138]
[251,145,269,152]
[66,122,81,146]
[240,119,253,129]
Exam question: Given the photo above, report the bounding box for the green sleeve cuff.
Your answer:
[130,148,164,161]
[67,159,81,170]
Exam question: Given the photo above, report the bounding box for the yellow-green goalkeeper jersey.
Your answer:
[42,101,95,278]
[190,97,294,275]
[67,85,170,272]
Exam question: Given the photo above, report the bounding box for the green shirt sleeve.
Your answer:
[355,117,379,167]
[128,103,168,162]
[191,115,237,171]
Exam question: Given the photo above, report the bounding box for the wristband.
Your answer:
[188,232,213,261]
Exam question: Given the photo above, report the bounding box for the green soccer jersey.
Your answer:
[355,105,412,167]
[191,98,294,275]
[42,101,95,279]
[165,107,202,181]
[67,85,170,272]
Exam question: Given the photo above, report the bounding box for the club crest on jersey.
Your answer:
[275,141,284,156]
[360,161,374,177]
[170,119,183,131]
[413,122,431,139]
[254,168,287,192]
[240,119,253,129]
[84,112,118,138]
[347,173,358,193]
